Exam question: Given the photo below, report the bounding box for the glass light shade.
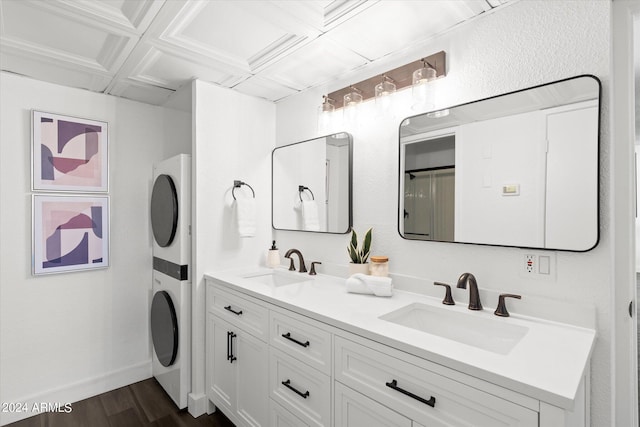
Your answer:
[317,97,335,133]
[321,96,335,113]
[343,91,363,107]
[375,80,396,99]
[375,80,396,115]
[343,90,362,127]
[412,66,437,111]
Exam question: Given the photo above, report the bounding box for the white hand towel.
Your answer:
[345,273,393,297]
[235,198,256,237]
[302,200,320,231]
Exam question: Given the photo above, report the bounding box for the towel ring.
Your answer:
[298,185,315,202]
[232,180,255,200]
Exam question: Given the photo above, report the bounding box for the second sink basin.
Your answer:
[242,270,308,287]
[379,303,528,355]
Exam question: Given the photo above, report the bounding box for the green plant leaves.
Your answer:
[347,227,373,264]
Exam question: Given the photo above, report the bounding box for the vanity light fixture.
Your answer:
[343,86,363,107]
[343,86,363,125]
[412,58,437,111]
[375,74,396,113]
[323,51,446,111]
[317,95,335,133]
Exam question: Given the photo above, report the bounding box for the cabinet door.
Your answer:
[335,382,411,427]
[236,327,269,427]
[208,316,236,416]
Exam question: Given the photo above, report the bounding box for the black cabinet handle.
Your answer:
[224,305,243,316]
[385,379,435,408]
[281,379,310,399]
[281,332,310,348]
[227,331,236,363]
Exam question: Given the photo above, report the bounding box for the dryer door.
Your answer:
[151,290,178,367]
[150,174,178,247]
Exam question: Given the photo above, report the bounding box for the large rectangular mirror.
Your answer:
[273,133,352,233]
[399,75,600,251]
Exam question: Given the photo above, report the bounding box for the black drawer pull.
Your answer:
[282,332,310,348]
[281,379,310,399]
[385,379,435,408]
[227,331,236,363]
[224,305,243,316]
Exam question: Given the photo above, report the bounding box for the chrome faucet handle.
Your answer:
[433,282,455,305]
[494,294,521,317]
[309,261,322,275]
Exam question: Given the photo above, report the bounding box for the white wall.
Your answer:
[275,1,612,425]
[0,72,191,425]
[190,80,275,411]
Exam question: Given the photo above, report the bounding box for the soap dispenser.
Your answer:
[267,240,280,268]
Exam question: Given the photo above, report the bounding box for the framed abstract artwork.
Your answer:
[32,110,108,192]
[32,195,109,275]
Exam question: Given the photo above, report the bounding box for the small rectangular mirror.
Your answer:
[399,75,600,251]
[273,133,352,233]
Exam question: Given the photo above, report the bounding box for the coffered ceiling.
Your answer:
[0,0,511,106]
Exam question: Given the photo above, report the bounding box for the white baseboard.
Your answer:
[188,392,208,417]
[0,360,152,426]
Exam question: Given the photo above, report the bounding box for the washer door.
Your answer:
[151,291,178,367]
[150,174,178,248]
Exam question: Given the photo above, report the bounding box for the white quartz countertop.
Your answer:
[204,267,596,410]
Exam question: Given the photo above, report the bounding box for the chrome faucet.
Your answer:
[284,249,307,273]
[456,273,482,310]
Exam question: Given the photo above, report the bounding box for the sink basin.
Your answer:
[242,271,308,287]
[379,303,528,355]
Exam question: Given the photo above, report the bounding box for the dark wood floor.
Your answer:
[6,378,235,427]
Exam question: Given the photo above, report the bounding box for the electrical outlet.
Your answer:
[524,254,535,273]
[519,251,556,281]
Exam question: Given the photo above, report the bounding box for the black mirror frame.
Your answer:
[272,132,353,234]
[397,74,601,252]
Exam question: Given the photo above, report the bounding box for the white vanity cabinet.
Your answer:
[334,335,538,427]
[268,309,333,427]
[205,274,590,427]
[206,286,269,427]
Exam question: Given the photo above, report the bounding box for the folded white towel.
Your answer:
[235,198,256,237]
[302,200,320,231]
[345,273,393,297]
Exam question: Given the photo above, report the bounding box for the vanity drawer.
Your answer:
[270,310,332,375]
[270,399,311,427]
[334,336,538,427]
[335,382,411,427]
[270,347,331,427]
[208,284,268,341]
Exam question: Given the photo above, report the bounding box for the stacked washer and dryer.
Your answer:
[149,154,191,409]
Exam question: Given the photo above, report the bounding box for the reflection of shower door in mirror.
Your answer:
[404,168,454,241]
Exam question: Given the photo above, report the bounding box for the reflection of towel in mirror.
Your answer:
[235,198,256,237]
[345,273,393,297]
[302,200,320,231]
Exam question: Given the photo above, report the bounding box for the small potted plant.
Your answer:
[347,227,372,275]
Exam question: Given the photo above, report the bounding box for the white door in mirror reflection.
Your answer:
[399,75,600,251]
